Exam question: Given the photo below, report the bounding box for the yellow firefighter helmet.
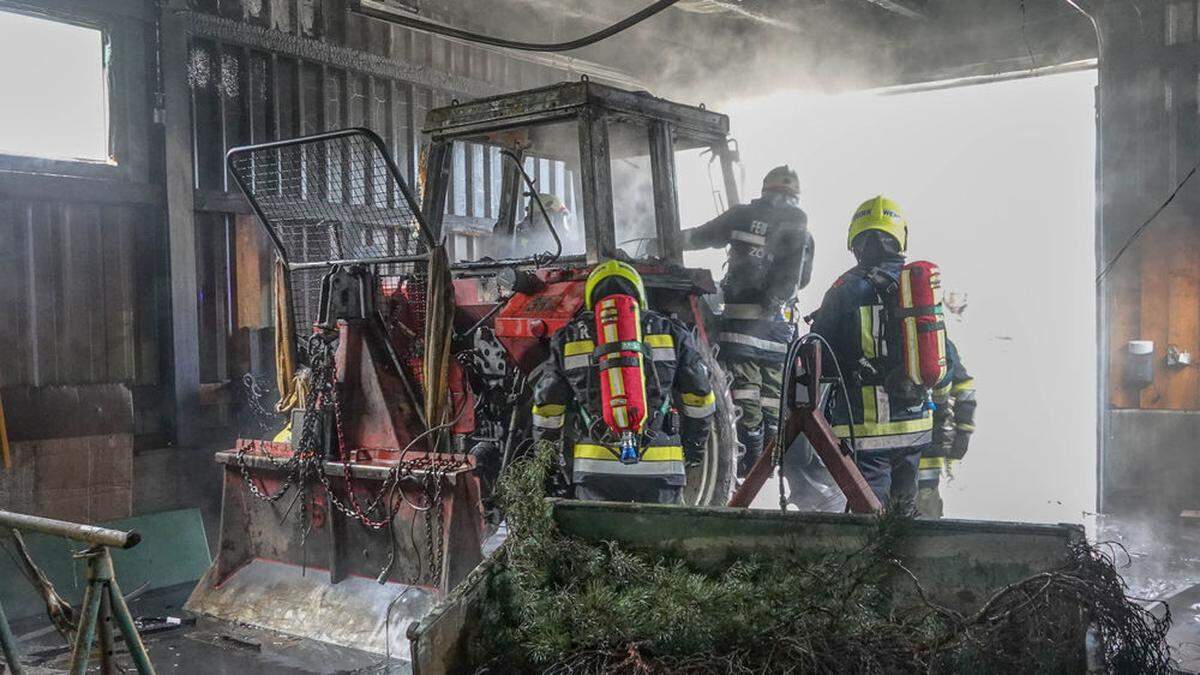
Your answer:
[847,195,908,252]
[585,260,647,310]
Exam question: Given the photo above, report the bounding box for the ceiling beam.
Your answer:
[863,0,927,19]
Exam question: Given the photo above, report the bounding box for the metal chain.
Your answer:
[431,462,445,578]
[235,335,335,503]
[232,329,458,584]
[422,468,439,580]
[242,373,280,433]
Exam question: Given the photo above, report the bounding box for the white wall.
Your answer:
[679,70,1099,524]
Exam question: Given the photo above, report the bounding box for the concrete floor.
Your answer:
[1097,515,1200,674]
[7,583,408,674]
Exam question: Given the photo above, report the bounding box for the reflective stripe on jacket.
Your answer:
[572,443,686,484]
[684,196,812,364]
[810,260,933,452]
[717,317,795,365]
[923,337,977,470]
[532,308,714,486]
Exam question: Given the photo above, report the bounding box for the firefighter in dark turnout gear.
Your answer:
[531,261,716,504]
[681,166,814,477]
[916,339,977,518]
[809,196,932,511]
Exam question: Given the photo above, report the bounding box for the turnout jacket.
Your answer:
[809,258,934,452]
[921,339,977,480]
[683,196,813,364]
[531,309,716,488]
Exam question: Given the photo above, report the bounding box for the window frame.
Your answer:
[0,2,136,180]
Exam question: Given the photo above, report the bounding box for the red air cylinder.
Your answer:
[898,261,948,387]
[593,294,649,439]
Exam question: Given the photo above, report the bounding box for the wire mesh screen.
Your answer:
[226,129,432,338]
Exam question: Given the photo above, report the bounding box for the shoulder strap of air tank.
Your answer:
[864,266,898,298]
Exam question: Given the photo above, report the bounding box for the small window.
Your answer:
[0,11,110,163]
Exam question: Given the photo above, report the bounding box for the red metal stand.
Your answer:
[728,341,881,514]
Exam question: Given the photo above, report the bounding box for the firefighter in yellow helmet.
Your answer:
[806,196,932,510]
[530,260,716,503]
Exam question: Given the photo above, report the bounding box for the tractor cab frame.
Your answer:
[421,82,745,509]
[421,80,741,267]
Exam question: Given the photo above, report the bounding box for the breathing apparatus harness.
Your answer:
[575,260,675,465]
[575,300,672,464]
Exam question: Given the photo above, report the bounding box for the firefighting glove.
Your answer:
[684,440,706,468]
[931,408,953,453]
[947,432,971,461]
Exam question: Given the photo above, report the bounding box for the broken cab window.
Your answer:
[444,120,586,264]
[609,119,660,259]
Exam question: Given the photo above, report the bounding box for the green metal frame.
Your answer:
[0,597,21,675]
[69,546,155,675]
[0,509,155,674]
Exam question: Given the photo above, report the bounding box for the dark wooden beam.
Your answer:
[178,9,507,99]
[194,189,252,214]
[0,0,154,24]
[0,172,162,205]
[162,5,203,445]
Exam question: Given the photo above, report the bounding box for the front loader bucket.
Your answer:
[408,501,1087,674]
[186,445,484,660]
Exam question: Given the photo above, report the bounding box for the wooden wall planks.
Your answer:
[0,200,160,388]
[1110,217,1200,411]
[1104,9,1200,414]
[184,0,569,389]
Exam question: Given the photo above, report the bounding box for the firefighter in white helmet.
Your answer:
[680,166,814,479]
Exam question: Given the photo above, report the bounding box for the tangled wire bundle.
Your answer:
[472,444,1171,674]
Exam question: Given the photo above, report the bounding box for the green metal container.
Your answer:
[407,500,1088,674]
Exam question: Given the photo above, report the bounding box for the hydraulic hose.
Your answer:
[779,332,859,468]
[772,331,861,512]
[355,0,682,53]
[499,149,563,266]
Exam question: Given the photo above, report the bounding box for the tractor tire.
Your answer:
[682,336,739,506]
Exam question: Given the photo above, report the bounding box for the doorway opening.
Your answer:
[680,69,1099,523]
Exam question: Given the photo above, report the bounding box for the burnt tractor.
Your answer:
[423,81,743,507]
[187,81,747,657]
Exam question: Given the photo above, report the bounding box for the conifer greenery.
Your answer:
[472,443,1171,674]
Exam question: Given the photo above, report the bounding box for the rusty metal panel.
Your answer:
[408,551,502,675]
[424,81,730,147]
[186,450,485,657]
[424,82,587,137]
